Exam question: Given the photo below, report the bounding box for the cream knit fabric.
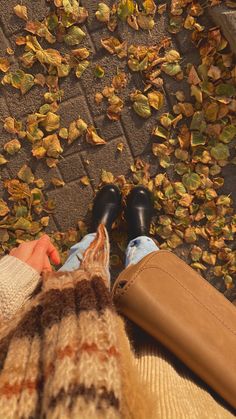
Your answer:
[0,255,40,320]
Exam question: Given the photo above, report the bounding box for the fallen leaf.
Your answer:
[43,134,63,158]
[36,49,62,66]
[95,3,110,22]
[0,199,10,217]
[101,169,114,183]
[75,60,89,78]
[117,142,124,152]
[117,0,135,21]
[64,26,86,46]
[86,126,106,145]
[94,65,105,78]
[219,125,236,143]
[161,62,181,76]
[148,91,164,110]
[13,4,28,21]
[182,172,201,191]
[2,69,34,94]
[131,91,151,118]
[51,177,65,187]
[210,143,230,161]
[101,37,127,58]
[80,176,90,186]
[17,164,34,184]
[112,72,127,90]
[0,58,10,73]
[0,155,8,165]
[41,112,60,132]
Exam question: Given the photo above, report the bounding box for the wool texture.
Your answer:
[0,225,156,419]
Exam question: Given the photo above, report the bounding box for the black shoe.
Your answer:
[125,186,153,241]
[92,184,122,232]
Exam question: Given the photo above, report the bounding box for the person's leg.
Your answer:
[59,233,96,271]
[59,184,122,272]
[125,186,157,267]
[125,236,159,267]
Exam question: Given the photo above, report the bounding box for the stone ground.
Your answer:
[0,1,236,296]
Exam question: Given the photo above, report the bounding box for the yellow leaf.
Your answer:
[80,176,90,186]
[4,139,21,155]
[40,216,49,226]
[86,126,106,145]
[101,169,114,183]
[51,177,65,187]
[0,154,8,165]
[117,142,124,152]
[0,199,10,217]
[0,58,10,73]
[43,134,63,158]
[148,91,164,110]
[13,4,28,21]
[41,112,60,132]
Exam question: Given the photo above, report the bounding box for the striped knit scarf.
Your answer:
[0,225,156,419]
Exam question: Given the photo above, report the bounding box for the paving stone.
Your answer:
[0,0,50,36]
[117,13,169,47]
[221,165,236,211]
[4,84,45,119]
[45,215,58,234]
[208,5,236,55]
[58,153,86,183]
[93,114,123,141]
[81,137,133,187]
[32,160,63,190]
[80,53,126,98]
[46,180,94,230]
[60,73,83,102]
[0,27,11,56]
[120,103,169,157]
[57,95,94,156]
[5,147,31,179]
[58,95,93,128]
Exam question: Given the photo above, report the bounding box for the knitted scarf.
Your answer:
[0,225,156,419]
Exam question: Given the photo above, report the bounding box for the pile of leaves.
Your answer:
[0,0,236,296]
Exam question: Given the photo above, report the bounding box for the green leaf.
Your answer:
[182,172,201,191]
[64,26,86,46]
[190,111,206,132]
[219,125,236,143]
[94,65,105,78]
[75,60,89,78]
[215,83,236,97]
[117,0,135,21]
[132,93,151,118]
[152,126,168,139]
[17,164,34,184]
[210,143,230,161]
[191,131,206,146]
[161,62,181,76]
[2,70,34,95]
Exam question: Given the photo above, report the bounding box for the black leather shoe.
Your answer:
[125,186,153,241]
[92,184,122,231]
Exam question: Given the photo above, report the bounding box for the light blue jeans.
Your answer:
[60,233,159,277]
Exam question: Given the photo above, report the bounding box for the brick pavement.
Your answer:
[0,0,235,238]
